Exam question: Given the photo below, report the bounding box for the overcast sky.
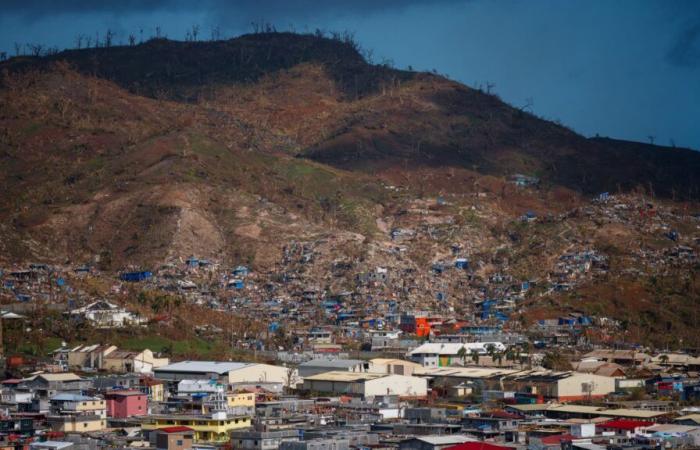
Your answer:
[1,0,699,149]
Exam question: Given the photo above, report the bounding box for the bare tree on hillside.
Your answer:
[0,52,6,61]
[210,25,221,41]
[519,97,534,112]
[14,42,22,56]
[74,34,84,49]
[128,34,136,46]
[191,24,200,41]
[27,43,44,57]
[155,26,162,38]
[648,135,655,145]
[104,29,115,47]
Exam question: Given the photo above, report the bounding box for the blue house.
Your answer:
[432,264,445,274]
[455,258,469,270]
[119,271,152,282]
[232,266,249,277]
[558,316,577,326]
[186,257,199,268]
[228,279,244,289]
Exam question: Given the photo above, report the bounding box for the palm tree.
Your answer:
[470,350,480,365]
[505,347,516,364]
[457,346,467,366]
[495,352,504,366]
[486,344,497,363]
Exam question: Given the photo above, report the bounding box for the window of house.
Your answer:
[176,440,183,446]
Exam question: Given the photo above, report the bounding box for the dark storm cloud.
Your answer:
[2,0,465,21]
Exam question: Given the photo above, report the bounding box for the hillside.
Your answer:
[0,32,699,350]
[3,33,698,198]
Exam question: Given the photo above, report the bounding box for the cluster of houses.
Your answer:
[0,192,698,450]
[0,333,700,450]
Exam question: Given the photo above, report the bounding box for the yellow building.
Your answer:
[227,392,255,409]
[48,394,107,433]
[47,415,106,433]
[141,377,166,402]
[141,414,252,443]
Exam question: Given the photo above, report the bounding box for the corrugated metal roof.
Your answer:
[411,435,477,445]
[675,414,700,423]
[33,373,83,382]
[51,393,98,402]
[154,361,252,374]
[303,371,389,382]
[299,359,364,368]
[598,408,667,419]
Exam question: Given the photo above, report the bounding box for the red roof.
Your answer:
[539,433,574,445]
[158,426,194,434]
[444,443,515,450]
[599,419,654,431]
[140,377,165,386]
[485,410,523,420]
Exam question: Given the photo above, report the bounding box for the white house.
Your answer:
[408,342,506,367]
[177,379,224,396]
[67,301,145,328]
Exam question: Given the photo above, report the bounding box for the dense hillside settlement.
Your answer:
[0,32,699,449]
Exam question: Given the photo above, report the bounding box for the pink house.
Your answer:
[105,390,147,418]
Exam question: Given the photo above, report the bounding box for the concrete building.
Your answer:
[103,348,170,374]
[368,358,422,376]
[64,344,118,371]
[154,426,195,450]
[298,359,368,378]
[141,377,166,402]
[104,390,148,418]
[231,429,300,450]
[47,394,107,433]
[21,373,92,399]
[155,361,295,386]
[408,342,506,367]
[496,371,617,401]
[302,371,427,399]
[141,413,252,443]
[417,367,617,401]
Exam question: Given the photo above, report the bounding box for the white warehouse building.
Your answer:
[302,371,427,399]
[154,361,297,386]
